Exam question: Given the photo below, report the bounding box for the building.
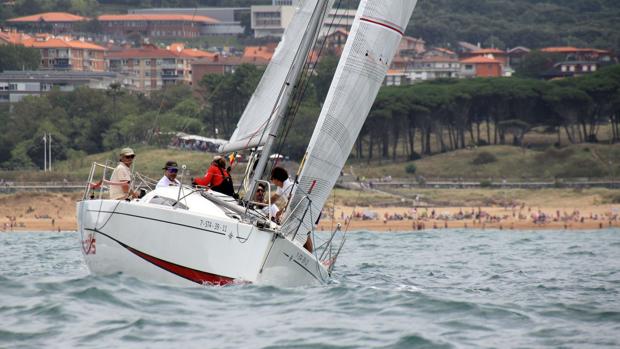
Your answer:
[106,45,196,93]
[398,36,426,57]
[322,28,348,55]
[98,14,219,39]
[320,8,357,36]
[250,4,297,38]
[409,56,461,81]
[128,7,248,35]
[251,4,355,38]
[384,55,461,85]
[422,47,458,59]
[463,48,507,66]
[7,12,88,35]
[0,70,122,103]
[21,34,106,72]
[541,61,607,79]
[460,56,502,78]
[506,46,530,67]
[384,69,409,86]
[540,46,614,62]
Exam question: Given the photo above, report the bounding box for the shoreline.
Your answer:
[1,192,618,233]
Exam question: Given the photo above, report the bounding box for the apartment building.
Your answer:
[98,14,219,39]
[106,45,195,93]
[129,8,248,35]
[22,34,106,72]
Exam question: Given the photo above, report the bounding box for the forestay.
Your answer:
[282,0,418,240]
[220,0,320,153]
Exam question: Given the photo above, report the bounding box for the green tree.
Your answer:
[0,46,41,72]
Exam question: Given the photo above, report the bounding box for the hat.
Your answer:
[213,155,223,162]
[119,147,135,157]
[163,160,178,170]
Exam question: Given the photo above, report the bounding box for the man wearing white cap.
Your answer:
[109,147,138,200]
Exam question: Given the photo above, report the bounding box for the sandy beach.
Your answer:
[316,205,620,232]
[1,192,618,233]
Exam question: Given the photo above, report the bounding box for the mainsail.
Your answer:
[220,0,329,153]
[282,0,418,239]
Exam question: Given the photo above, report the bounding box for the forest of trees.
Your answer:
[0,62,618,170]
[358,65,620,161]
[1,0,619,51]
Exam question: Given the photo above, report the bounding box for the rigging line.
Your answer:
[248,0,329,152]
[271,0,345,177]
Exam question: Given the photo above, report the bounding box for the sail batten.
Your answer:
[282,0,417,241]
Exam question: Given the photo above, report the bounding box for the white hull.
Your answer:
[77,187,329,287]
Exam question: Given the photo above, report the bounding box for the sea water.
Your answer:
[1,230,619,349]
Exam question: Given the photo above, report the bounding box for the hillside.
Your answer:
[1,143,618,183]
[409,0,620,51]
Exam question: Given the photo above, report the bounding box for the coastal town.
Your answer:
[0,3,616,100]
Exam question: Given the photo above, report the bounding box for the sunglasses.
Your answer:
[124,155,135,159]
[256,189,265,193]
[167,168,178,173]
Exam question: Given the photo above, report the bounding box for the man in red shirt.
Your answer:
[193,156,234,196]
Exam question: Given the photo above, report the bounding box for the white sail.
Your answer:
[282,0,417,239]
[220,0,322,153]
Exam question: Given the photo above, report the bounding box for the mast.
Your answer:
[242,0,331,202]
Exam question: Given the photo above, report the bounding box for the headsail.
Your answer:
[220,0,326,153]
[282,0,417,240]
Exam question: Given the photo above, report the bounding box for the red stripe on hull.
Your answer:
[126,246,235,286]
[360,17,404,36]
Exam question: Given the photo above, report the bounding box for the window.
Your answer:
[149,196,188,210]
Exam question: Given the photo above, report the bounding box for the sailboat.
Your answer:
[77,0,417,287]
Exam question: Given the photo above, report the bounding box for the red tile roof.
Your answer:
[243,46,274,61]
[0,30,31,45]
[460,56,501,64]
[22,35,105,50]
[387,69,406,75]
[98,14,218,24]
[541,46,610,54]
[8,12,88,23]
[168,43,217,59]
[429,47,457,55]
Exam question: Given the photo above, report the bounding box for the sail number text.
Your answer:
[199,219,228,233]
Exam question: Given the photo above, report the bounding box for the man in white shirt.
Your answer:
[270,166,295,205]
[156,160,181,188]
[109,147,138,200]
